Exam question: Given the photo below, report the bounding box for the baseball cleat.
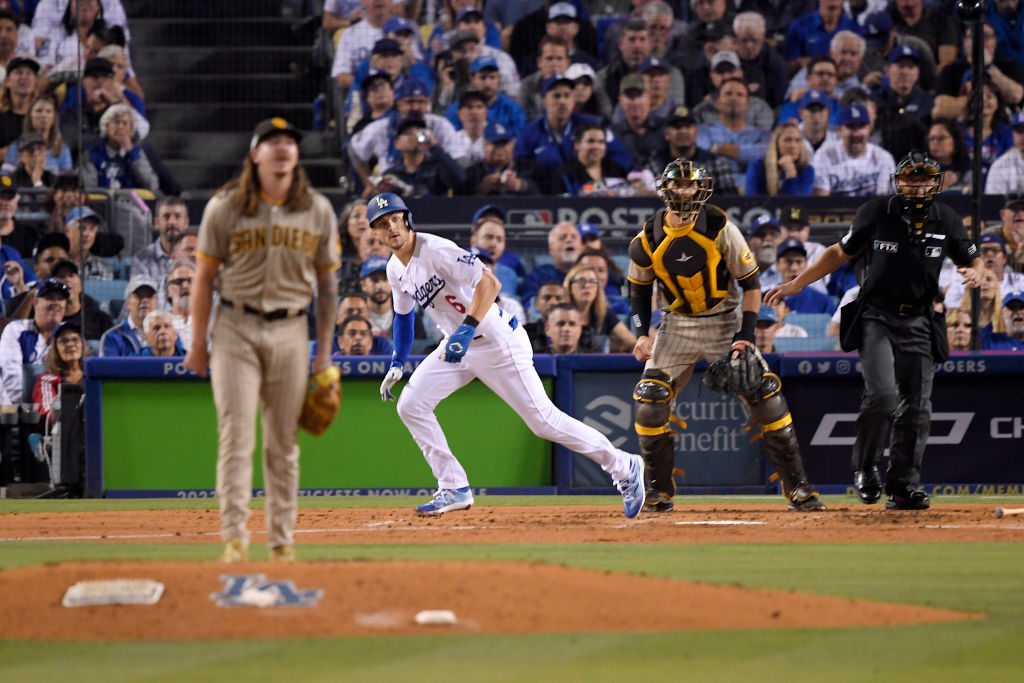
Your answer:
[616,454,646,519]
[642,491,675,513]
[270,545,296,562]
[415,487,474,516]
[221,539,248,563]
[854,467,882,504]
[885,488,930,510]
[787,484,826,511]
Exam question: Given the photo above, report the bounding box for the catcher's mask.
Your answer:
[367,192,416,231]
[892,150,942,219]
[657,159,713,221]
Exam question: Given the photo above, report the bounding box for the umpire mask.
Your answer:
[658,159,713,222]
[892,150,942,240]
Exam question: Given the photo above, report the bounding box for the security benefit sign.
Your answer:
[786,374,1024,485]
[570,371,764,488]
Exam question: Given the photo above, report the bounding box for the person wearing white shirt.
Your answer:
[812,103,895,196]
[984,110,1024,196]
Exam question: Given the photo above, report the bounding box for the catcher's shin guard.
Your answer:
[634,369,677,497]
[744,375,818,505]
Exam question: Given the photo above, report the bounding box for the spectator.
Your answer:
[359,254,395,335]
[986,192,1024,274]
[522,220,582,307]
[341,223,390,295]
[523,280,567,350]
[170,225,197,262]
[0,55,39,154]
[135,309,184,357]
[3,232,67,317]
[752,214,785,289]
[380,116,464,197]
[984,291,1024,350]
[783,0,860,70]
[467,244,526,322]
[347,70,394,138]
[35,0,109,67]
[774,237,836,314]
[322,0,367,32]
[471,203,527,282]
[10,132,52,188]
[960,77,1014,185]
[889,0,958,71]
[984,110,1024,196]
[696,77,770,190]
[945,233,1024,309]
[97,43,144,101]
[3,93,72,173]
[509,0,599,77]
[99,276,156,356]
[517,36,572,120]
[32,320,86,426]
[446,55,527,134]
[652,105,738,193]
[788,31,866,102]
[0,11,33,71]
[42,170,85,234]
[79,103,159,192]
[59,56,148,155]
[631,57,680,125]
[335,314,376,355]
[609,73,665,173]
[0,277,67,400]
[515,73,633,181]
[462,121,538,196]
[331,291,391,353]
[330,0,392,92]
[563,261,636,352]
[542,2,599,70]
[347,32,433,126]
[771,298,809,339]
[50,257,111,341]
[64,206,113,280]
[597,18,684,104]
[871,45,932,161]
[554,121,631,195]
[733,10,789,109]
[468,214,520,296]
[793,89,838,152]
[428,0,504,62]
[484,0,545,51]
[165,258,193,348]
[451,89,488,163]
[812,103,895,196]
[754,303,779,353]
[744,121,814,196]
[336,199,370,294]
[779,204,828,276]
[567,61,611,121]
[945,307,973,352]
[988,0,1024,68]
[543,301,585,353]
[934,21,1024,107]
[925,118,971,193]
[0,176,36,300]
[450,8,520,97]
[577,245,628,316]
[960,266,1004,334]
[779,55,841,126]
[130,196,189,285]
[681,19,738,108]
[676,0,735,66]
[640,1,687,68]
[31,1,129,45]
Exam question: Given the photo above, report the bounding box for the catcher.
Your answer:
[628,159,824,513]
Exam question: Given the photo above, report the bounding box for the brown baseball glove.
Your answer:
[298,365,342,436]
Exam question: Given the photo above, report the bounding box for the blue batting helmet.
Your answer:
[366,193,415,231]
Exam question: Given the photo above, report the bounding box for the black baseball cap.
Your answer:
[52,170,81,190]
[6,55,41,74]
[396,116,427,136]
[250,117,302,150]
[36,278,71,300]
[776,237,807,259]
[0,173,16,197]
[50,258,79,278]
[33,232,71,259]
[83,57,114,78]
[780,205,808,226]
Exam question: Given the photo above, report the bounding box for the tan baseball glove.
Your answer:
[298,365,342,436]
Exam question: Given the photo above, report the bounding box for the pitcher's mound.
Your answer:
[0,560,979,640]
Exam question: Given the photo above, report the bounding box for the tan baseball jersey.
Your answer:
[197,191,341,311]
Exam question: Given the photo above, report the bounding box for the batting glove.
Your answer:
[444,323,476,363]
[379,363,403,402]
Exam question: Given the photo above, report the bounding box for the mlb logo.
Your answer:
[925,246,942,258]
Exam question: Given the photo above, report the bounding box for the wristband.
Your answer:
[462,315,480,328]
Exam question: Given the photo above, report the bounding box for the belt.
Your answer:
[866,298,928,317]
[221,298,305,321]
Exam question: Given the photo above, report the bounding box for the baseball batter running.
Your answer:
[368,193,645,518]
[185,118,340,562]
[628,160,824,512]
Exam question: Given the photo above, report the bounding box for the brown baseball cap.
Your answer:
[249,117,302,150]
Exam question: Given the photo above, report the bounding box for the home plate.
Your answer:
[675,520,767,526]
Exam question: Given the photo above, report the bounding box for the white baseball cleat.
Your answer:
[616,455,645,519]
[415,487,474,516]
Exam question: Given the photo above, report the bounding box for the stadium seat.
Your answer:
[84,279,129,305]
[773,337,840,353]
[785,313,831,337]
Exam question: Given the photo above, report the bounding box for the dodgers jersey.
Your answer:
[387,232,506,339]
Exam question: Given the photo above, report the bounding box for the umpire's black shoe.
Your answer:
[854,467,882,504]
[885,488,931,510]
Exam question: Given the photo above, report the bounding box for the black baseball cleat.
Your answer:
[642,491,675,513]
[788,484,826,511]
[885,488,931,510]
[854,467,883,504]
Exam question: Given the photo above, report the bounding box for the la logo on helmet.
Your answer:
[376,197,389,208]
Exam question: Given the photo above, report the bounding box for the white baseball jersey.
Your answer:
[812,141,895,196]
[387,232,507,338]
[984,148,1024,196]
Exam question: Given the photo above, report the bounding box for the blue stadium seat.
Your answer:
[83,279,129,305]
[773,337,840,353]
[784,313,831,337]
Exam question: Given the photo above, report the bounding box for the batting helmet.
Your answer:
[366,193,415,231]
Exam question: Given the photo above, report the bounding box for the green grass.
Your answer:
[2,497,1024,681]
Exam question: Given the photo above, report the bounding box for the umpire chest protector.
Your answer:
[632,206,732,315]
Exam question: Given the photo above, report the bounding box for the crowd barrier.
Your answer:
[83,352,1024,499]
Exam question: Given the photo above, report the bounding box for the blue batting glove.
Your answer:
[444,324,476,363]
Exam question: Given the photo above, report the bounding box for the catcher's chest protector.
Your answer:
[641,207,732,315]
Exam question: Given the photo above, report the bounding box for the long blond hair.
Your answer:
[218,154,313,217]
[23,94,65,159]
[961,268,1005,333]
[563,262,607,329]
[763,121,811,196]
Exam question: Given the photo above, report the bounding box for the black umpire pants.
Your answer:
[853,307,934,492]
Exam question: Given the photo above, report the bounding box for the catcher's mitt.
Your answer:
[299,365,342,436]
[702,343,766,398]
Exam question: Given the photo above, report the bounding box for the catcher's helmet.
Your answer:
[892,150,942,215]
[367,192,415,231]
[657,159,714,219]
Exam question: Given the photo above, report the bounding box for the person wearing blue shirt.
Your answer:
[696,78,770,190]
[445,55,527,134]
[784,0,861,67]
[133,310,185,357]
[989,0,1024,68]
[777,59,842,127]
[984,291,1024,350]
[515,74,632,182]
[745,120,815,196]
[776,237,836,314]
[100,277,159,357]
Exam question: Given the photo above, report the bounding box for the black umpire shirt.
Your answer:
[839,195,978,312]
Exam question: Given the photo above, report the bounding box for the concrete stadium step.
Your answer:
[143,74,319,105]
[148,131,339,162]
[129,0,285,19]
[165,159,343,192]
[132,47,311,77]
[146,103,314,133]
[129,18,299,49]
